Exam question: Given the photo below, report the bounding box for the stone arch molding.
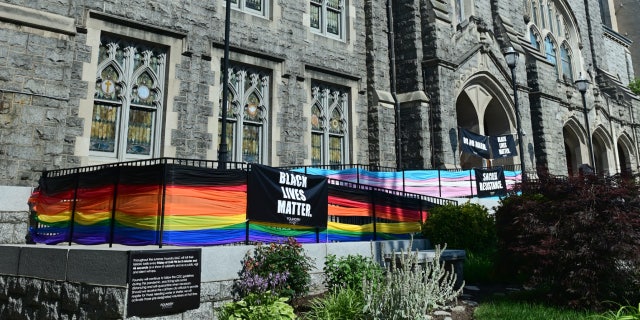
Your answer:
[456,72,517,131]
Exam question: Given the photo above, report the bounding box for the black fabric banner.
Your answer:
[247,164,328,228]
[489,134,517,159]
[459,127,491,159]
[474,167,507,197]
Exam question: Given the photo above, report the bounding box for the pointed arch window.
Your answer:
[529,29,540,50]
[91,36,166,160]
[526,0,578,82]
[561,43,573,81]
[545,36,557,65]
[218,66,270,163]
[311,83,349,165]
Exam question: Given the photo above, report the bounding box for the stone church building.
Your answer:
[0,0,638,195]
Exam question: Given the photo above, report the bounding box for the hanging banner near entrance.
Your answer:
[459,127,491,159]
[489,134,517,159]
[247,164,328,228]
[474,167,507,197]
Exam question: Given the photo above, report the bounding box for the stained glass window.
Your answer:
[310,83,348,166]
[218,66,270,163]
[90,37,166,160]
[310,0,345,39]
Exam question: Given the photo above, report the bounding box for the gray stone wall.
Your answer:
[0,187,32,244]
[615,0,640,78]
[0,212,28,244]
[0,0,639,192]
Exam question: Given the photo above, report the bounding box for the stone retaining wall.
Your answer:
[0,240,432,319]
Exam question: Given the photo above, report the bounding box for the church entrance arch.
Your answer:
[455,76,516,170]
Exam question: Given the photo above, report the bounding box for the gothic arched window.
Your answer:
[218,66,270,163]
[526,0,578,81]
[311,82,349,166]
[91,36,167,160]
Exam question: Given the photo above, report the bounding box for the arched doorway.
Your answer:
[592,127,612,175]
[617,134,634,175]
[562,119,587,176]
[455,79,515,170]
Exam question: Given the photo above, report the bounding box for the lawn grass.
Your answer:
[474,300,597,320]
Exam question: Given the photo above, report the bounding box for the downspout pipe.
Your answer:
[387,0,402,170]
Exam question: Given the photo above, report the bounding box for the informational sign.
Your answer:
[127,249,201,317]
[459,127,491,159]
[474,167,507,197]
[247,164,328,228]
[489,134,517,159]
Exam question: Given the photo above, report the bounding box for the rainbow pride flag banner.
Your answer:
[29,162,434,246]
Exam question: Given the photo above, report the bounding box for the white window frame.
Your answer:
[90,37,167,161]
[228,0,269,17]
[310,0,346,40]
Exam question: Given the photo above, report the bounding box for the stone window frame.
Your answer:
[526,0,579,81]
[451,0,474,26]
[310,0,347,40]
[90,35,167,161]
[227,0,270,18]
[80,11,186,165]
[310,81,350,166]
[218,64,271,164]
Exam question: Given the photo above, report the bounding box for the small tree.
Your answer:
[495,173,640,311]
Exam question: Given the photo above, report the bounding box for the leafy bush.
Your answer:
[303,288,367,320]
[323,254,383,292]
[464,250,497,284]
[362,243,463,320]
[217,292,297,320]
[234,238,314,301]
[494,173,640,311]
[422,202,496,254]
[629,78,640,95]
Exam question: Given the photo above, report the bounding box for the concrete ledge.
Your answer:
[0,239,429,286]
[18,247,69,280]
[67,250,129,286]
[0,246,21,275]
[0,3,76,35]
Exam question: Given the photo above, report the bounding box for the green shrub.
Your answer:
[495,174,640,311]
[323,254,383,292]
[464,250,497,284]
[422,202,496,254]
[303,288,367,320]
[629,78,640,95]
[217,292,297,320]
[362,243,463,320]
[234,238,314,301]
